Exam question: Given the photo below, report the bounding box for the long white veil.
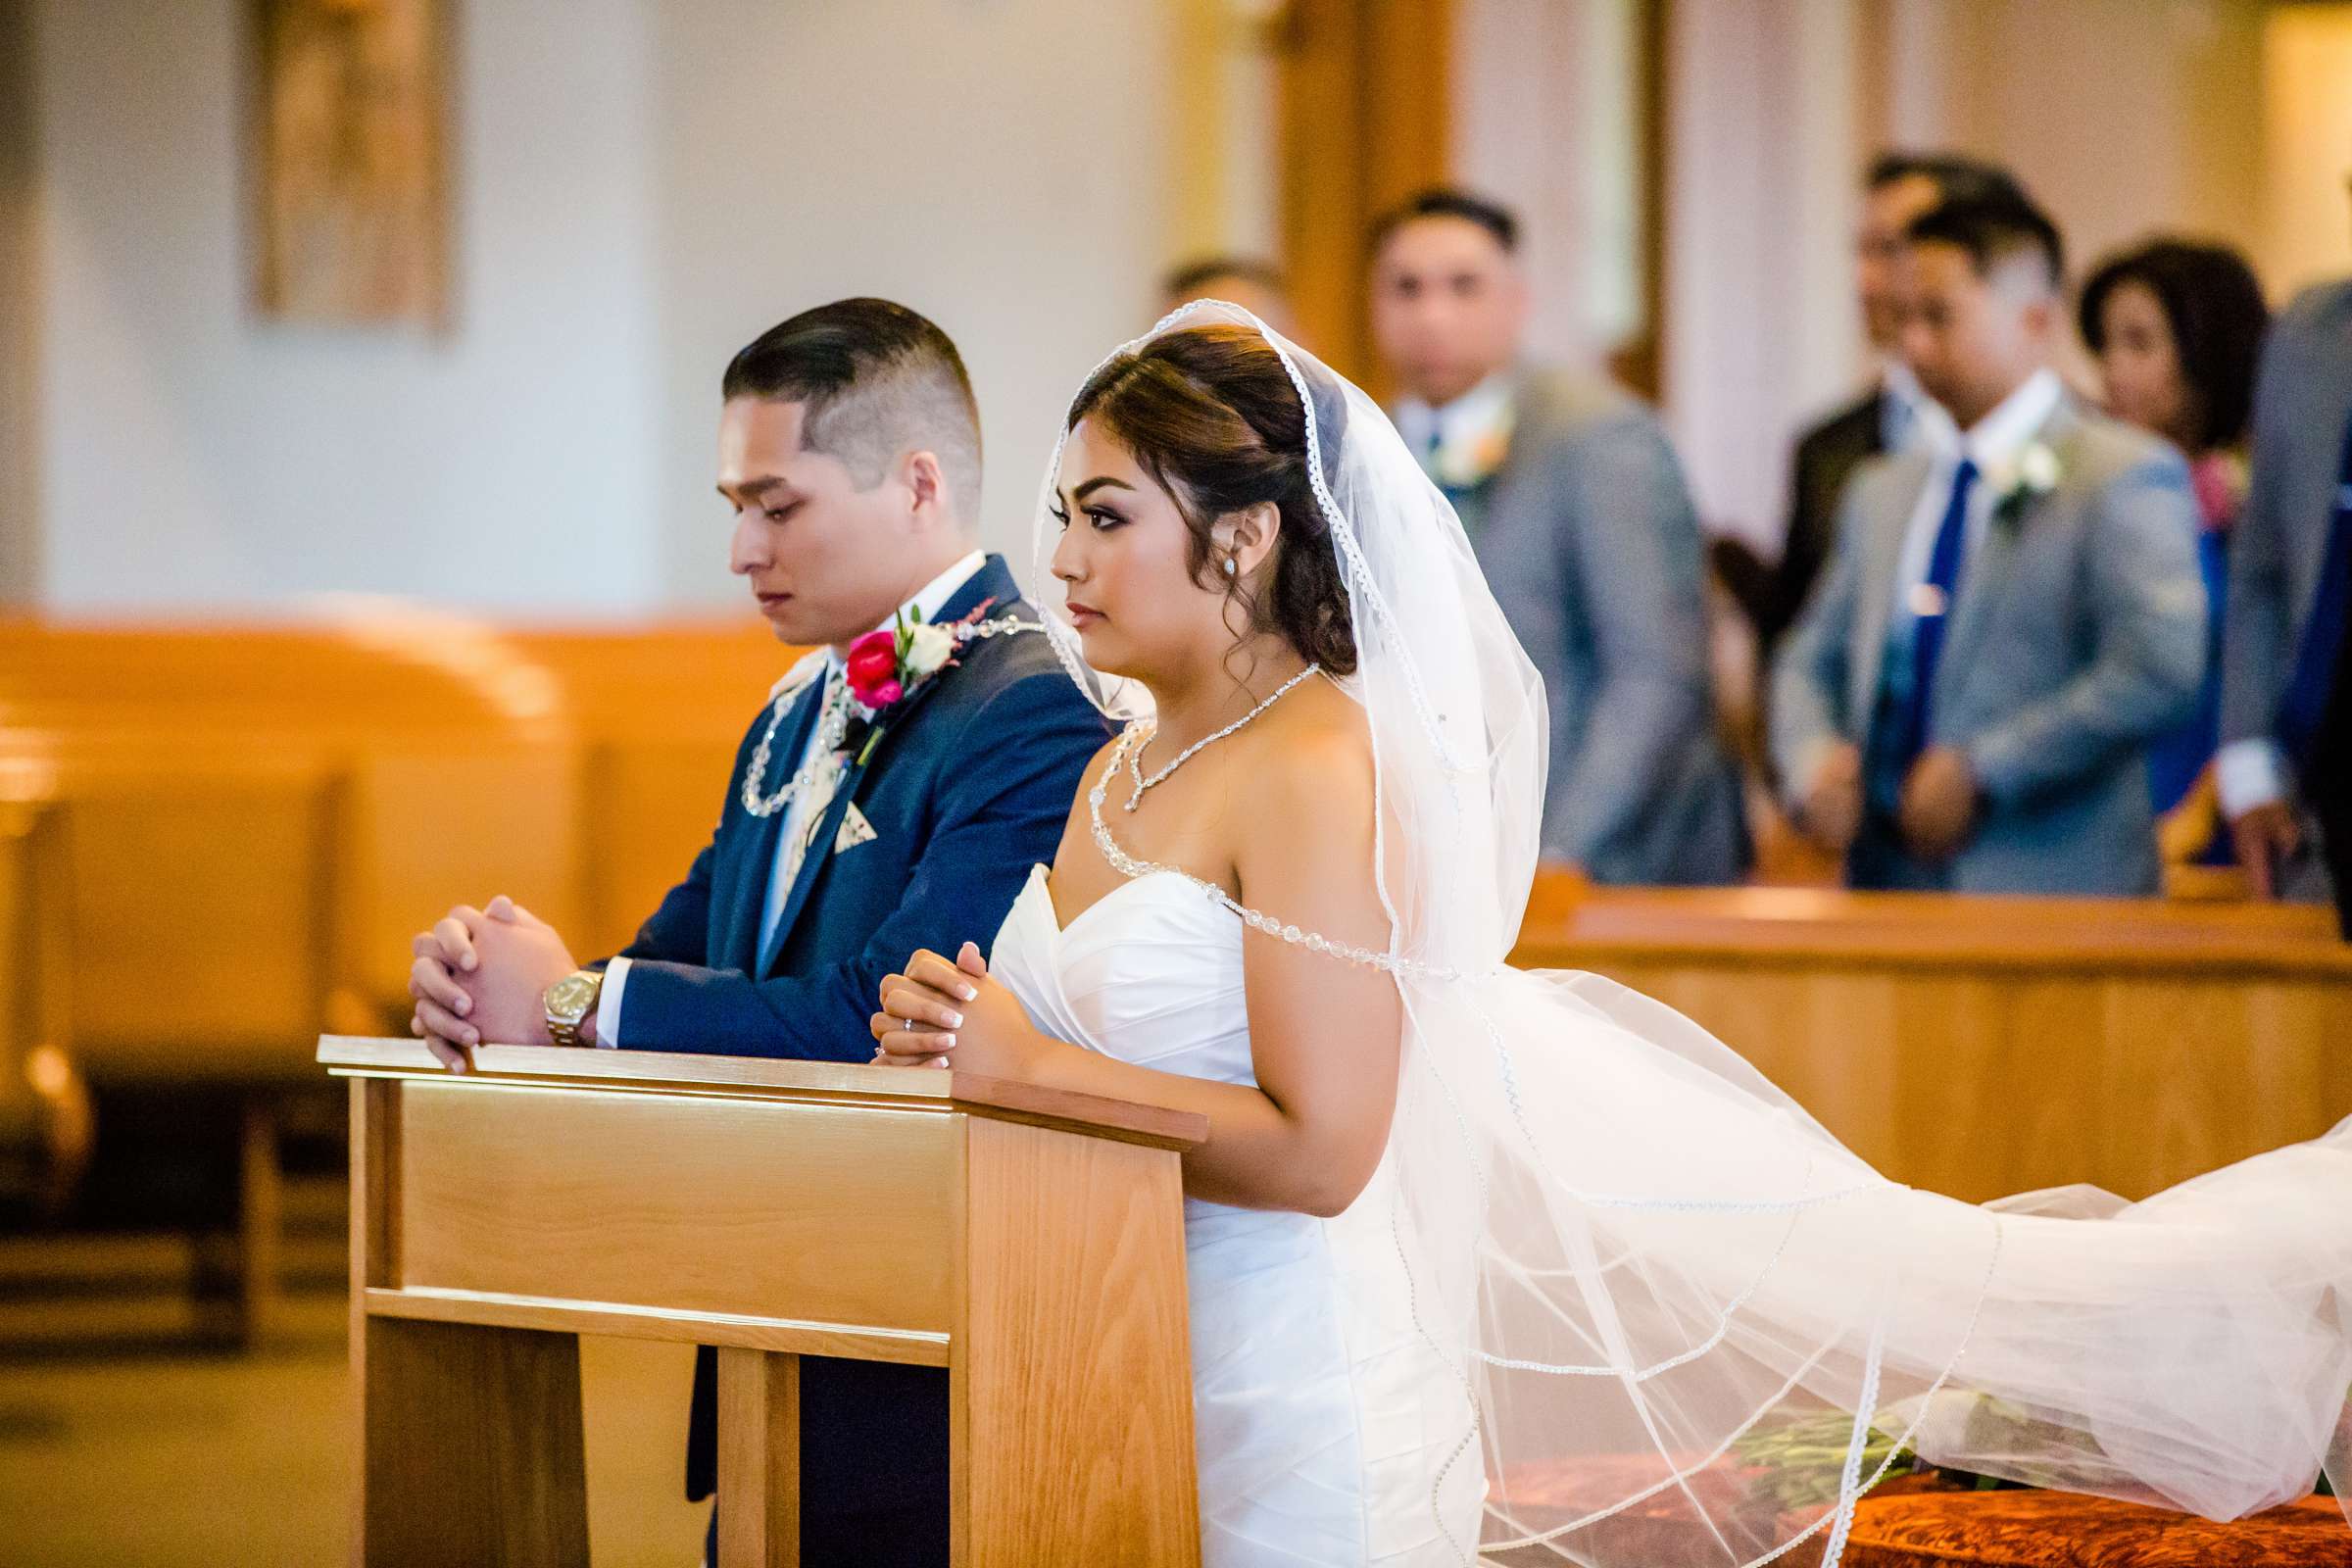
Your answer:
[1033,301,2352,1564]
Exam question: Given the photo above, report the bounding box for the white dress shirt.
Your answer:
[1395,372,1513,479]
[2216,739,2288,818]
[1880,359,1956,458]
[595,549,988,1048]
[1886,368,2063,626]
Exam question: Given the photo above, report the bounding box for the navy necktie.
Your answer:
[1896,456,1979,770]
[2277,413,2352,770]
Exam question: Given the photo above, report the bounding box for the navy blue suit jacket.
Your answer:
[597,556,1110,1542]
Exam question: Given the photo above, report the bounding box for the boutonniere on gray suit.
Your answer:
[1985,439,2064,530]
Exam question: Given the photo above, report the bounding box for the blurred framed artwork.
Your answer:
[248,0,451,327]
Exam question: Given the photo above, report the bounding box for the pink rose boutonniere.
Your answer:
[738,599,1039,818]
[840,601,995,764]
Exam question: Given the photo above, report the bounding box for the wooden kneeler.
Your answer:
[323,1038,1206,1567]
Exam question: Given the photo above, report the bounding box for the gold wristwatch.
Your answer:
[543,969,604,1048]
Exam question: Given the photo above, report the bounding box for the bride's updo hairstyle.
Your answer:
[1066,321,1358,676]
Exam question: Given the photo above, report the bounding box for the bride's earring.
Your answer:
[1222,555,1239,579]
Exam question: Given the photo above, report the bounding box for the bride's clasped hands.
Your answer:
[869,941,1043,1074]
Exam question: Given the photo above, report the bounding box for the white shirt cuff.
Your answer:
[594,957,630,1049]
[2215,739,2289,819]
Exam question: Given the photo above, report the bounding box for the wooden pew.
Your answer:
[327,1038,1206,1566]
[505,620,795,956]
[0,617,584,1339]
[1512,879,2352,1202]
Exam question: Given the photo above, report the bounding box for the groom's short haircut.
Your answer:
[723,298,983,521]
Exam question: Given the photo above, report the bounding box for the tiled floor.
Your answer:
[0,1294,709,1566]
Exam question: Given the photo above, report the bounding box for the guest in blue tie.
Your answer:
[2220,245,2352,934]
[1771,193,2206,894]
[1372,187,1744,885]
[402,299,1109,1566]
[2078,238,2271,867]
[1723,151,2022,661]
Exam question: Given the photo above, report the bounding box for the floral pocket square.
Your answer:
[834,802,879,855]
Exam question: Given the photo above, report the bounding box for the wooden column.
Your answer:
[951,1115,1199,1567]
[717,1348,801,1568]
[1274,0,1453,390]
[348,1075,589,1567]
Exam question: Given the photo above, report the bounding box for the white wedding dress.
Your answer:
[995,301,2352,1568]
[991,863,1484,1566]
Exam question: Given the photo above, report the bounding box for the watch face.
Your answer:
[547,973,598,1017]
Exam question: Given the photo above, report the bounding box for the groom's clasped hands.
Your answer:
[407,891,1038,1077]
[407,895,585,1069]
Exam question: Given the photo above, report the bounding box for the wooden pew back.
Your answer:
[1514,877,2352,1203]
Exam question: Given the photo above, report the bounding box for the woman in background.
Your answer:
[2079,238,2270,865]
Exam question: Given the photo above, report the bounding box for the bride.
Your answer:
[868,303,2352,1567]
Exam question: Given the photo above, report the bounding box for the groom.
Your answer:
[406,298,1108,1564]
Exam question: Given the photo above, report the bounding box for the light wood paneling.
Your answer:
[953,1114,1200,1568]
[336,1039,1204,1567]
[1517,882,2352,1203]
[359,1316,589,1568]
[574,735,738,957]
[717,1348,801,1568]
[363,1286,948,1364]
[49,758,338,1081]
[394,1082,957,1333]
[320,1037,1211,1150]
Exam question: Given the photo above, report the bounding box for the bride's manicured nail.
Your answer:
[955,984,977,1003]
[943,1010,964,1029]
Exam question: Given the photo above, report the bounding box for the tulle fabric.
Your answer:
[1034,301,2352,1564]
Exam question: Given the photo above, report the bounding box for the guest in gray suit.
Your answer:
[1773,193,2206,895]
[1724,152,2021,658]
[2219,269,2352,932]
[1370,187,1744,884]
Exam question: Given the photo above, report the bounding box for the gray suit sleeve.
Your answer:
[1767,481,1865,803]
[2219,326,2297,749]
[1965,459,2207,807]
[1543,409,1714,870]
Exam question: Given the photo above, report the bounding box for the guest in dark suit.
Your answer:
[1772,194,2206,895]
[405,299,1108,1565]
[1730,153,2025,658]
[2079,238,2270,863]
[1370,187,1744,884]
[2220,268,2352,933]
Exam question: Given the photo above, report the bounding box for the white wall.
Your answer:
[1661,0,1859,550]
[643,0,1173,606]
[25,0,1174,615]
[32,0,662,614]
[1657,0,2278,549]
[1455,0,1651,368]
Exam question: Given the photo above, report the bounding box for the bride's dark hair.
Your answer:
[1066,322,1358,676]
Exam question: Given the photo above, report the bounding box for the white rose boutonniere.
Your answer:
[1433,412,1516,492]
[904,619,957,680]
[1987,440,2063,524]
